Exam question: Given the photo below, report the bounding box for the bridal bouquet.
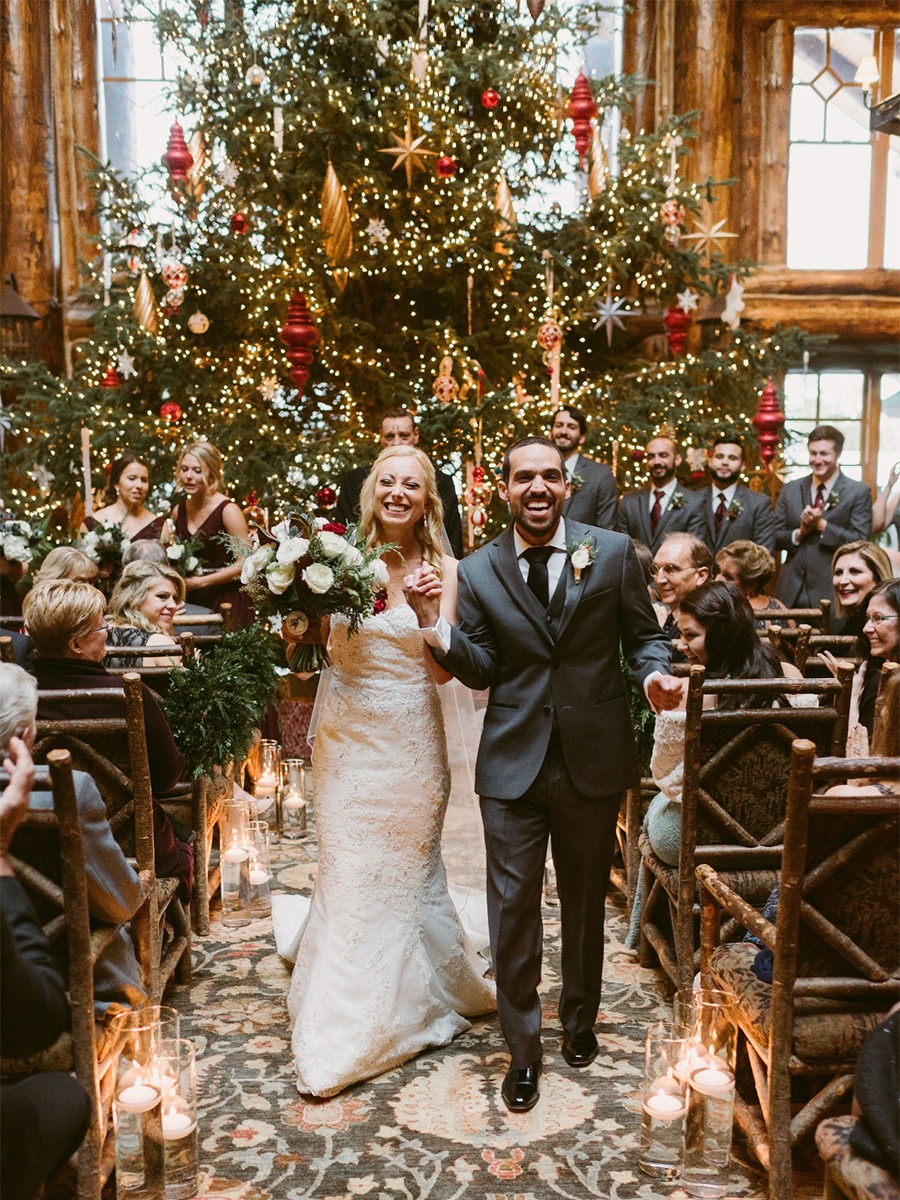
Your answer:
[165,533,204,578]
[78,521,131,569]
[236,515,391,673]
[0,518,46,565]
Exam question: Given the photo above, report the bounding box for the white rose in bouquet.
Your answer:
[366,558,390,589]
[1,535,31,563]
[302,562,335,594]
[317,531,349,559]
[241,543,274,583]
[266,560,296,594]
[340,544,364,568]
[167,543,184,561]
[185,555,199,572]
[276,536,309,564]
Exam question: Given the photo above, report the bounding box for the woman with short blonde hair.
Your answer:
[23,579,106,659]
[32,546,99,588]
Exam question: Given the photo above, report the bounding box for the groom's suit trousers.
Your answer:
[480,728,621,1069]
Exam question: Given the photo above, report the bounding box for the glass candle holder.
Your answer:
[157,1038,198,1200]
[219,800,252,928]
[252,739,281,819]
[640,1022,689,1179]
[247,820,272,917]
[111,1006,180,1199]
[279,758,308,841]
[681,989,738,1199]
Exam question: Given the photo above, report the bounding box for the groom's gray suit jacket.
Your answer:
[444,521,672,800]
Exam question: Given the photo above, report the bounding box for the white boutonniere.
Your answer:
[569,471,585,494]
[825,491,840,512]
[567,536,595,583]
[669,491,685,510]
[727,499,743,519]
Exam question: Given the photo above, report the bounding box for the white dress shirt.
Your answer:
[711,482,738,513]
[648,476,679,514]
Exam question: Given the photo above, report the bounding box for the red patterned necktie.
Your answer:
[651,490,665,534]
[714,493,727,536]
[814,484,826,510]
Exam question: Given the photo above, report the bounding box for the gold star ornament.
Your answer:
[683,217,737,258]
[379,119,437,188]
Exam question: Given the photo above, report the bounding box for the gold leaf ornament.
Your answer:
[134,271,159,335]
[321,161,353,291]
[187,129,207,201]
[493,175,516,276]
[588,126,608,200]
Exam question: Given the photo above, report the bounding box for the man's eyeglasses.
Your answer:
[652,564,692,579]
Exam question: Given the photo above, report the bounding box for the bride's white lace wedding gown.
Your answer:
[286,605,496,1097]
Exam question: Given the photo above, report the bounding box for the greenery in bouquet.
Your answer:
[162,625,282,778]
[237,516,392,674]
[164,533,204,578]
[78,521,132,570]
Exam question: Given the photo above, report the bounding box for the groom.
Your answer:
[406,437,679,1112]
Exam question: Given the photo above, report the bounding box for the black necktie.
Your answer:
[714,493,727,536]
[523,546,554,608]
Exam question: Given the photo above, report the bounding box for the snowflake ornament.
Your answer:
[116,349,136,380]
[258,375,279,401]
[222,161,239,188]
[676,288,699,313]
[365,218,390,245]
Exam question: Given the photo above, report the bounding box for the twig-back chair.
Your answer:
[697,739,900,1200]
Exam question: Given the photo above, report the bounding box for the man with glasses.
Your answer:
[652,532,713,647]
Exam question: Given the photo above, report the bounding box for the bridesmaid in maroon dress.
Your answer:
[171,441,253,627]
[81,454,170,542]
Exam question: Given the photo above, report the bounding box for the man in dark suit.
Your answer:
[406,437,679,1112]
[333,408,464,558]
[774,424,873,607]
[616,435,705,554]
[548,405,617,529]
[699,434,776,556]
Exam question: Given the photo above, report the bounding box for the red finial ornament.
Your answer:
[568,72,597,169]
[663,305,691,356]
[279,292,319,400]
[752,378,786,469]
[161,121,194,186]
[101,366,120,389]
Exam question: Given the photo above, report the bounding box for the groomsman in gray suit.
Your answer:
[405,437,679,1113]
[616,434,705,554]
[548,405,618,529]
[698,434,776,556]
[774,425,872,608]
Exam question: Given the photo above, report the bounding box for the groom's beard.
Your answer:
[509,489,565,540]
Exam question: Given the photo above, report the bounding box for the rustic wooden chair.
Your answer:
[638,663,854,991]
[762,598,832,631]
[697,739,900,1200]
[765,622,813,669]
[33,673,191,1002]
[0,750,131,1200]
[0,614,23,630]
[0,634,13,662]
[815,1114,899,1200]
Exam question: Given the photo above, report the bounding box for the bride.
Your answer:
[283,445,495,1097]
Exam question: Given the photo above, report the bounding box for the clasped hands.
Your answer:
[798,504,826,539]
[403,565,442,628]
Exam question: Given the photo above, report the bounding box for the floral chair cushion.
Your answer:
[816,1115,899,1200]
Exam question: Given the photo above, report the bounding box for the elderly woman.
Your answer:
[21,580,192,902]
[106,561,183,668]
[0,662,145,1010]
[715,539,788,628]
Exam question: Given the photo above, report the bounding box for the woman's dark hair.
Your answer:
[105,454,148,505]
[679,581,784,708]
[861,579,900,662]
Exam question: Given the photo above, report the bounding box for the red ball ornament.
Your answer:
[751,378,786,469]
[435,156,457,179]
[537,319,562,350]
[630,447,646,463]
[481,89,500,109]
[160,402,183,423]
[568,71,598,169]
[280,292,319,400]
[161,121,194,186]
[230,211,249,235]
[100,366,120,389]
[316,485,337,509]
[663,304,691,356]
[472,465,486,483]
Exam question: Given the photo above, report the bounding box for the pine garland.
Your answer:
[162,625,282,778]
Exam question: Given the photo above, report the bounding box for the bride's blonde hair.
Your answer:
[358,446,446,576]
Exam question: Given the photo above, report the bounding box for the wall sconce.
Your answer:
[855,55,880,108]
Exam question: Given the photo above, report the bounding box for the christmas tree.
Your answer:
[3,0,816,537]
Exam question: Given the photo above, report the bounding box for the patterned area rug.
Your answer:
[170,819,820,1200]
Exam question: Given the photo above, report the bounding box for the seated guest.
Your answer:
[847,1006,900,1179]
[631,538,668,627]
[652,532,713,644]
[121,539,213,626]
[0,664,145,1011]
[81,454,169,541]
[106,561,183,668]
[625,582,811,948]
[830,541,892,637]
[715,540,789,629]
[821,579,900,743]
[32,545,99,588]
[1,735,92,1200]
[21,580,193,903]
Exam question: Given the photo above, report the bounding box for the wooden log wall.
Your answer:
[1,0,100,372]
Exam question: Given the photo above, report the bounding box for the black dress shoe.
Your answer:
[501,1061,541,1112]
[561,1029,599,1068]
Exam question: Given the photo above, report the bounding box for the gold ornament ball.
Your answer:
[245,63,267,87]
[432,374,459,405]
[188,310,210,334]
